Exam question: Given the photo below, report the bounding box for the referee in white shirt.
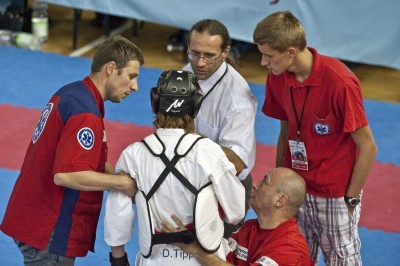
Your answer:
[183,19,257,237]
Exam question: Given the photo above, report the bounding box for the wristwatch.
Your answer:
[344,196,360,207]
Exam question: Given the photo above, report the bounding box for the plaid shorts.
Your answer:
[297,193,362,266]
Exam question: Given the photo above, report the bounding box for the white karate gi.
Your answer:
[104,128,245,266]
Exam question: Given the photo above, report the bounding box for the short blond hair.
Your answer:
[253,10,306,52]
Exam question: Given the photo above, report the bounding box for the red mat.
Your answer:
[1,104,399,233]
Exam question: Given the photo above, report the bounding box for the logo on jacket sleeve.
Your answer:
[235,244,248,261]
[77,127,95,150]
[256,256,279,266]
[32,103,53,144]
[314,122,331,135]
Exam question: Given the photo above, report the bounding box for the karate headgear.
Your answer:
[150,70,203,118]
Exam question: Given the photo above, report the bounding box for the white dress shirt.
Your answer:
[183,62,257,180]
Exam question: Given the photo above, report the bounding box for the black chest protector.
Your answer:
[136,132,225,258]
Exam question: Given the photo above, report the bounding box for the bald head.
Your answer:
[251,167,306,228]
[272,167,306,216]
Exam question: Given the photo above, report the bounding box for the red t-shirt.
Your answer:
[263,47,368,197]
[227,218,312,266]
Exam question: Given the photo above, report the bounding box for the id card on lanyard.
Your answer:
[289,86,310,171]
[289,140,308,170]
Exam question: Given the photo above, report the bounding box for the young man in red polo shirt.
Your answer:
[253,11,377,265]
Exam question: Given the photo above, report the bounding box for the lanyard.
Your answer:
[290,86,310,142]
[201,66,228,102]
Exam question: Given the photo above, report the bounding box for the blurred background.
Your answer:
[1,0,399,102]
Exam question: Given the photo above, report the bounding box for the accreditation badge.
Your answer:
[289,140,308,171]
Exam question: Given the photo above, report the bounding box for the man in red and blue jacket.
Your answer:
[1,35,143,264]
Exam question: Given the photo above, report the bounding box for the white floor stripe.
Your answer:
[68,20,133,57]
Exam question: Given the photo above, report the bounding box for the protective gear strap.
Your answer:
[145,155,181,200]
[141,133,202,200]
[159,153,198,195]
[139,132,224,257]
[153,230,195,245]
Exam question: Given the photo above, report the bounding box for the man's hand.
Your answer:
[162,215,233,266]
[162,214,187,232]
[161,214,201,254]
[116,171,137,198]
[345,203,356,215]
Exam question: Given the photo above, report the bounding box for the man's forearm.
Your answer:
[221,147,245,174]
[53,171,137,197]
[276,121,289,167]
[347,125,378,196]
